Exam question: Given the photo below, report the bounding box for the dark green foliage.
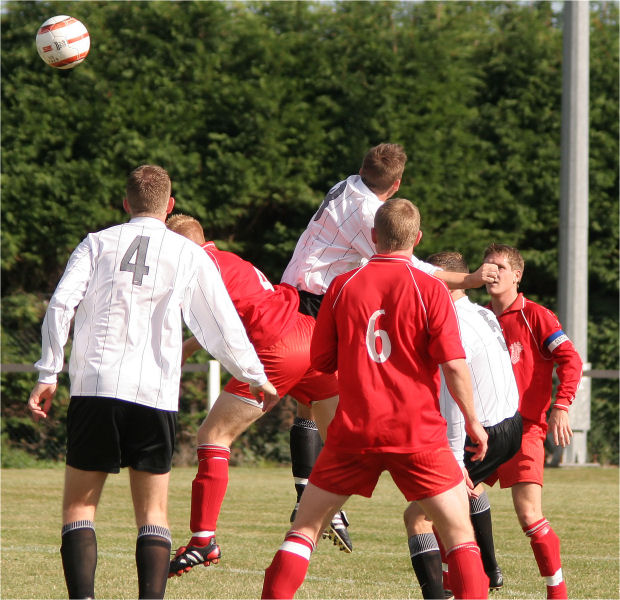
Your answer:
[2,1,617,464]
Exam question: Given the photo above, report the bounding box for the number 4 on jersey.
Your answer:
[120,235,150,285]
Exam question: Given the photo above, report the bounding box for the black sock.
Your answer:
[60,520,97,599]
[135,525,172,599]
[289,417,322,502]
[470,491,499,574]
[408,533,444,599]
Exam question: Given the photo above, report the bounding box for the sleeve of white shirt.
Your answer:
[439,372,467,467]
[349,199,379,260]
[411,255,441,276]
[183,253,267,387]
[35,237,93,383]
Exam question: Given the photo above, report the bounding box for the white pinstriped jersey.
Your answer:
[281,174,439,294]
[35,217,267,411]
[439,296,519,466]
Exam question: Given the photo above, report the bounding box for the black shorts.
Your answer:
[298,290,323,318]
[66,396,176,474]
[464,411,523,487]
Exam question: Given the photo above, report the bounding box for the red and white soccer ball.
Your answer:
[36,15,90,70]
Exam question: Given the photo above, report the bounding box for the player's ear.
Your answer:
[392,178,401,193]
[122,198,131,214]
[371,227,377,245]
[413,229,423,248]
[166,197,175,215]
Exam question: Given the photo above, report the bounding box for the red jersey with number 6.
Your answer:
[311,255,466,453]
[202,242,300,349]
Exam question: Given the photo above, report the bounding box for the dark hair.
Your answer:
[426,251,469,273]
[360,143,407,194]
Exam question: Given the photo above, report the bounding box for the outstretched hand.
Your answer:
[27,382,57,422]
[249,380,280,413]
[467,263,499,288]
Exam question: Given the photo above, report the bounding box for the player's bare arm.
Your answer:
[181,336,202,365]
[435,263,499,290]
[27,381,57,422]
[548,406,573,447]
[440,358,488,462]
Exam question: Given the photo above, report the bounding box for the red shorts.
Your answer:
[224,313,338,406]
[308,444,463,501]
[485,419,545,488]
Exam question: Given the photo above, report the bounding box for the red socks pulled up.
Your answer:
[262,531,315,599]
[446,542,489,599]
[190,444,230,534]
[524,518,567,599]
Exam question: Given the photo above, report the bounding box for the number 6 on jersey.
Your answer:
[366,309,391,363]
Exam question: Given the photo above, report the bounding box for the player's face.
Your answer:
[484,253,520,296]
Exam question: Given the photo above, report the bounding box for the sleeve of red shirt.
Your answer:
[423,276,466,364]
[552,340,583,410]
[534,305,583,411]
[310,283,339,374]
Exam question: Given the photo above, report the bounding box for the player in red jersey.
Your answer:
[282,143,500,551]
[483,243,583,600]
[262,198,490,600]
[164,215,339,578]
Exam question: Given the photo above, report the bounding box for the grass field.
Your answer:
[1,465,618,599]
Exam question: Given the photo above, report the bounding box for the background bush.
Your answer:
[2,1,617,465]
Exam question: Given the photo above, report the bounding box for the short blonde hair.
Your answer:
[166,214,206,245]
[126,165,171,214]
[373,198,420,252]
[483,243,524,273]
[360,143,407,194]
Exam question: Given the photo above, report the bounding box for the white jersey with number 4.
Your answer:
[35,217,267,411]
[281,174,438,295]
[439,296,519,466]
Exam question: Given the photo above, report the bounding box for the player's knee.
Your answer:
[403,502,429,534]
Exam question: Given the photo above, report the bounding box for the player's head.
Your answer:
[373,198,421,253]
[427,251,469,297]
[166,214,206,245]
[427,251,469,273]
[125,165,172,216]
[360,143,407,196]
[483,243,524,293]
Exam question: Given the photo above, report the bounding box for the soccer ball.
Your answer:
[36,15,90,70]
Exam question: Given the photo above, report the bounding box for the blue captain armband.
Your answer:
[544,330,569,353]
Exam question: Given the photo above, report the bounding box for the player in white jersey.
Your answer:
[27,165,278,600]
[281,144,500,314]
[403,251,522,599]
[281,144,501,551]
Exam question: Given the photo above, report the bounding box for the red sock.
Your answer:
[189,444,230,535]
[524,518,567,599]
[446,542,489,599]
[262,531,315,599]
